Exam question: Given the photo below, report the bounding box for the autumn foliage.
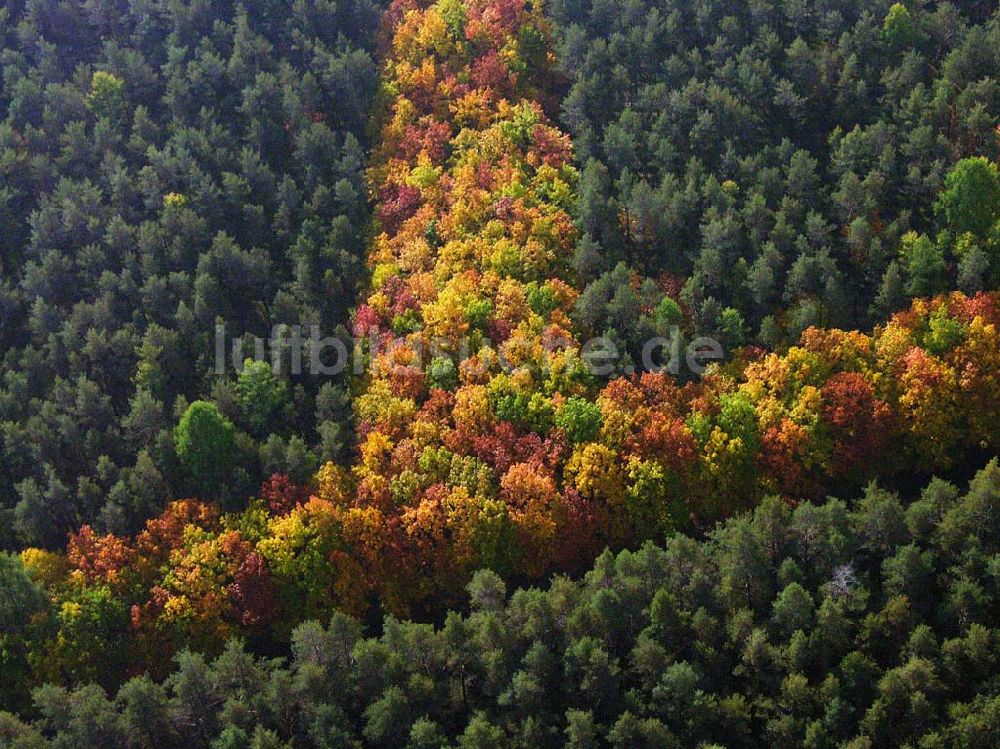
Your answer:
[26,297,1000,681]
[17,0,1000,686]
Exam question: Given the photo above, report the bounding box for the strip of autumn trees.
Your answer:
[10,293,1000,695]
[7,460,1000,749]
[5,0,1000,706]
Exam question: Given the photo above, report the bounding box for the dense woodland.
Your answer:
[1,0,997,554]
[0,0,378,548]
[0,289,996,712]
[1,0,1000,745]
[6,463,1000,748]
[550,0,1000,348]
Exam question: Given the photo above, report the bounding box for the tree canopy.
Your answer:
[548,0,1000,342]
[0,0,378,547]
[2,0,1000,740]
[6,462,1000,747]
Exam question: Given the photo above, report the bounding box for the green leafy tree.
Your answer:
[174,401,237,496]
[935,158,1000,239]
[555,397,603,444]
[899,232,946,297]
[882,4,918,51]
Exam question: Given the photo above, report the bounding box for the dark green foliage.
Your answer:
[236,361,290,437]
[9,460,1000,748]
[0,0,378,545]
[549,0,1000,343]
[0,553,47,712]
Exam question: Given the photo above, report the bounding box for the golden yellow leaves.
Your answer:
[316,461,352,506]
[565,443,622,500]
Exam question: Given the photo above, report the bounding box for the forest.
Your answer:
[1,0,999,745]
[5,463,1000,748]
[0,0,378,547]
